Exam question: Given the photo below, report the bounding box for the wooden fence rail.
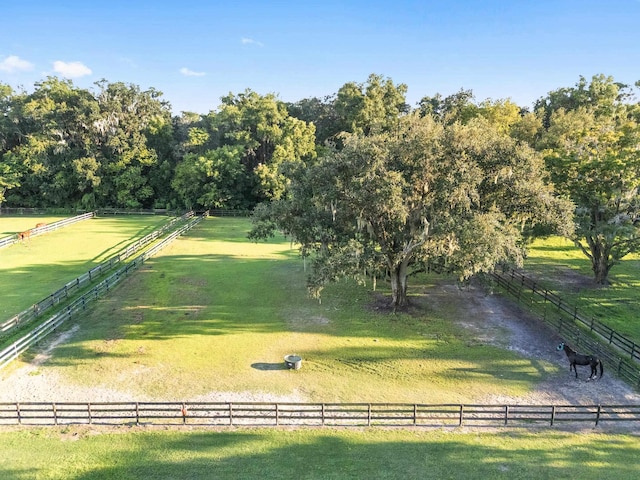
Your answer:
[0,212,194,336]
[489,271,640,389]
[492,269,640,364]
[0,211,94,249]
[0,214,205,370]
[1,402,639,428]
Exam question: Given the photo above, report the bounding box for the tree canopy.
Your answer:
[250,113,573,308]
[536,75,640,284]
[3,72,639,296]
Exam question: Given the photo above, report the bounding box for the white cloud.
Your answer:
[52,60,92,78]
[180,67,206,77]
[0,55,34,73]
[241,37,264,47]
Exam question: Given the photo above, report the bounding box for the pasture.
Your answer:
[1,427,639,479]
[1,217,639,479]
[524,236,640,340]
[0,215,67,236]
[0,215,171,318]
[5,216,564,403]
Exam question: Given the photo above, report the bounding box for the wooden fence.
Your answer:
[0,212,194,336]
[0,211,94,249]
[0,214,205,370]
[490,270,640,388]
[1,402,639,428]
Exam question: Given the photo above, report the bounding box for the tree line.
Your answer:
[2,73,639,300]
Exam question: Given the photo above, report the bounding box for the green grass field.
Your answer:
[19,216,560,403]
[0,215,68,237]
[1,426,638,480]
[523,236,640,340]
[1,217,639,479]
[0,215,172,318]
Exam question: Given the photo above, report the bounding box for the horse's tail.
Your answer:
[599,359,604,379]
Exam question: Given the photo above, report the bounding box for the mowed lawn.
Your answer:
[1,426,639,480]
[0,215,172,318]
[523,236,640,341]
[28,216,560,404]
[2,217,640,480]
[0,215,68,236]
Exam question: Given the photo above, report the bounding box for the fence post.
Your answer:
[618,358,623,374]
[136,402,140,425]
[321,404,325,426]
[550,406,555,426]
[557,317,563,335]
[504,405,509,426]
[595,405,601,426]
[229,403,233,426]
[16,403,21,425]
[413,404,417,426]
[53,403,57,425]
[88,403,92,424]
[367,404,372,426]
[459,405,464,426]
[275,403,279,426]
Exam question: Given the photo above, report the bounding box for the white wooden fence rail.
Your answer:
[0,212,94,249]
[0,214,204,370]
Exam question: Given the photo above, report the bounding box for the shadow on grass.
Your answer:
[251,362,288,371]
[8,250,562,389]
[5,430,640,480]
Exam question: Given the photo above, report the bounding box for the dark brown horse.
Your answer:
[557,342,603,380]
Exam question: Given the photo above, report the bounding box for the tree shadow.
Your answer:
[5,429,639,480]
[251,362,288,371]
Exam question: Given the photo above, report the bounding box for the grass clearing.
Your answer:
[523,236,640,341]
[0,215,172,318]
[0,426,638,479]
[24,217,558,403]
[0,215,68,236]
[2,218,640,479]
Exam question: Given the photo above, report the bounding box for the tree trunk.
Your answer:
[389,261,409,310]
[588,237,612,285]
[593,253,611,285]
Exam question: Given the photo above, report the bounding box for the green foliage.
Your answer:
[174,90,317,208]
[1,78,174,209]
[252,114,571,308]
[537,74,640,284]
[335,73,409,136]
[172,145,246,209]
[524,235,640,340]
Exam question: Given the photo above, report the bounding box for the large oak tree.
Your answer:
[536,75,640,284]
[251,113,572,308]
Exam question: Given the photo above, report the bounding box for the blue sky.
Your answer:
[1,0,639,115]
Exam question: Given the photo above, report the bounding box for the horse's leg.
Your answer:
[571,362,578,378]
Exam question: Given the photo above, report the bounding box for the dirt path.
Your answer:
[441,281,640,406]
